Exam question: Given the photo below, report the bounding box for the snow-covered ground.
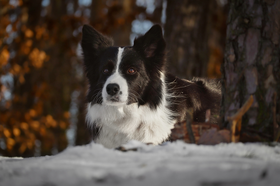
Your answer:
[1,141,280,186]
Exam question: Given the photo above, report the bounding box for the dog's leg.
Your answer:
[186,109,195,143]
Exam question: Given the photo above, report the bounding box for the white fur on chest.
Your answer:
[86,100,175,148]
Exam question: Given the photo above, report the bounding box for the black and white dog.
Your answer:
[81,24,221,148]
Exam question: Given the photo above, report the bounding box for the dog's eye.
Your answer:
[127,68,136,75]
[103,69,109,74]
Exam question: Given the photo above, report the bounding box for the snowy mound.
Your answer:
[1,141,280,186]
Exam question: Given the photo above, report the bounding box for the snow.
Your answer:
[1,141,280,186]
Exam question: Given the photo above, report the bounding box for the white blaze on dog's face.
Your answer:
[101,47,128,106]
[81,24,164,108]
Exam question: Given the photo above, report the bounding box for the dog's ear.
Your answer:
[81,25,113,55]
[81,25,113,85]
[133,24,166,58]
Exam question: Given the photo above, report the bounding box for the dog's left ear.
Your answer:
[133,24,166,58]
[81,25,113,56]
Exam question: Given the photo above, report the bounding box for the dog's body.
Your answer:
[81,25,221,148]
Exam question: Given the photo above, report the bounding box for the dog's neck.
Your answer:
[86,73,176,148]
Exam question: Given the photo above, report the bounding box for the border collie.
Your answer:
[81,24,221,148]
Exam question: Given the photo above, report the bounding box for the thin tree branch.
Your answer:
[228,95,254,142]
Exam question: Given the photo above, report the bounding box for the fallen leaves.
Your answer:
[198,129,230,145]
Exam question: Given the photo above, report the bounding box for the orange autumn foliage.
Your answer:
[0,0,227,157]
[0,0,149,157]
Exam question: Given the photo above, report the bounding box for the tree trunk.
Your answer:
[75,86,91,146]
[164,0,222,79]
[222,0,280,141]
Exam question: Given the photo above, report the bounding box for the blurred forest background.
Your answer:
[0,0,228,157]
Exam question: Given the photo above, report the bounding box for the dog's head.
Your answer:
[81,24,166,107]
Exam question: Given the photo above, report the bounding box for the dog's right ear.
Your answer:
[133,24,165,59]
[81,25,113,56]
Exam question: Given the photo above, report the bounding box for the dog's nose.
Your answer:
[106,83,120,96]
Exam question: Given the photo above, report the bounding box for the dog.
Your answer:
[81,24,221,148]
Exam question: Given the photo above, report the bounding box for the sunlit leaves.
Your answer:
[29,109,36,117]
[3,129,11,138]
[45,115,57,128]
[30,121,40,130]
[20,122,28,130]
[19,143,26,154]
[13,128,20,137]
[25,29,33,38]
[0,47,9,67]
[0,1,78,157]
[10,64,21,74]
[0,0,160,157]
[35,26,45,40]
[63,112,70,119]
[29,48,48,69]
[20,39,32,55]
[6,138,15,150]
[1,110,71,156]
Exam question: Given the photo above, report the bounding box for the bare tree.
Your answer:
[164,0,226,79]
[222,0,280,141]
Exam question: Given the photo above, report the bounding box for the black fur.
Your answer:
[133,25,166,109]
[166,74,221,123]
[81,25,114,104]
[81,24,221,142]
